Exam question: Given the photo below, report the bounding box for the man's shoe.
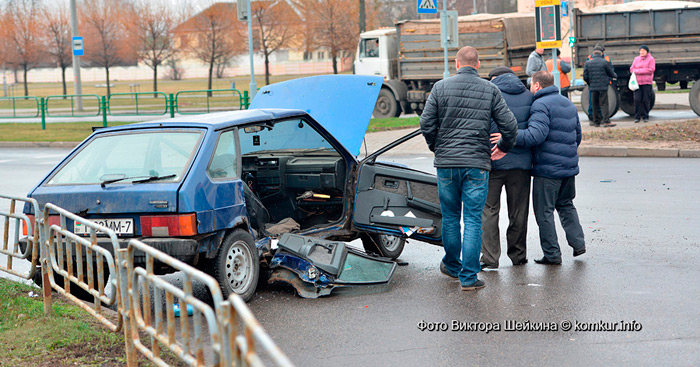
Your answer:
[602,122,616,128]
[534,257,562,265]
[589,122,597,126]
[634,119,640,123]
[573,247,586,257]
[480,262,498,270]
[513,259,528,266]
[643,117,649,122]
[439,262,458,279]
[461,279,486,291]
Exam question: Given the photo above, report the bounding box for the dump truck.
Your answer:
[354,13,536,118]
[574,1,700,117]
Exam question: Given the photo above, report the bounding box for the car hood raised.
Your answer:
[250,75,383,156]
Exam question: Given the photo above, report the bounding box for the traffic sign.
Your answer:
[568,36,575,47]
[417,0,437,14]
[535,0,562,49]
[72,37,83,56]
[561,1,568,16]
[237,0,249,21]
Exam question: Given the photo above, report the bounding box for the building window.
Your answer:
[303,51,312,60]
[317,51,325,60]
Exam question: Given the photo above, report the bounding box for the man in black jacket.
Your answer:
[420,46,517,291]
[583,46,617,127]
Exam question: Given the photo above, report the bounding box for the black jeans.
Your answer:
[481,169,531,266]
[590,89,609,125]
[634,84,653,120]
[532,176,585,261]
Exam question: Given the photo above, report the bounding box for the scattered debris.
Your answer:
[27,291,38,298]
[600,179,616,183]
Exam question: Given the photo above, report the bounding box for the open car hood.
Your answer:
[250,75,383,156]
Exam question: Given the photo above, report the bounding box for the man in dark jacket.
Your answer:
[583,46,617,127]
[494,71,586,265]
[420,46,517,290]
[480,67,533,270]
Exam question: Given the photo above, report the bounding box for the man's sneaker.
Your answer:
[480,262,498,270]
[461,279,486,291]
[634,119,641,123]
[602,122,617,128]
[643,117,649,122]
[534,257,562,265]
[439,262,458,279]
[573,247,586,257]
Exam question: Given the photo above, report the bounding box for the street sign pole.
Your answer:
[69,0,83,111]
[247,0,257,100]
[442,4,449,79]
[535,0,562,91]
[569,0,576,86]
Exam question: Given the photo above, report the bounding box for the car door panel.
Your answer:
[353,163,442,244]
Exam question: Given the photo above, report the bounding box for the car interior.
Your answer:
[237,118,348,235]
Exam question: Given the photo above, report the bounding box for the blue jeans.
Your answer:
[437,168,489,285]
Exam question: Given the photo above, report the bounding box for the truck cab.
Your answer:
[354,28,397,80]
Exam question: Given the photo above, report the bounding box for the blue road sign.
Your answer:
[72,37,83,56]
[417,0,437,14]
[562,1,569,16]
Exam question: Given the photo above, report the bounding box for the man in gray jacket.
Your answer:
[420,46,517,291]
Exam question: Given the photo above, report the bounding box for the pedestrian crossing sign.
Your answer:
[418,0,437,14]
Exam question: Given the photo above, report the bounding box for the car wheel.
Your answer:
[361,232,405,260]
[373,88,398,119]
[213,229,259,302]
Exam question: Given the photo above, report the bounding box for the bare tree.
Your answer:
[182,3,243,91]
[252,0,297,85]
[129,0,179,94]
[3,0,43,96]
[302,0,358,74]
[43,3,72,97]
[82,0,130,96]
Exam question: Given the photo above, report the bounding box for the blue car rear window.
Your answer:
[47,130,203,186]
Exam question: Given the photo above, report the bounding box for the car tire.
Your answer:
[373,88,399,119]
[361,232,405,260]
[213,229,259,302]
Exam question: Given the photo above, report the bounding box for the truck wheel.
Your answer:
[657,81,666,91]
[619,88,635,116]
[680,81,689,90]
[361,232,405,260]
[213,229,259,302]
[581,85,618,121]
[373,88,399,119]
[690,81,700,116]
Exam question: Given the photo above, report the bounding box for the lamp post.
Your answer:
[69,0,83,110]
[247,0,257,100]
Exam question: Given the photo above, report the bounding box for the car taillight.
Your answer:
[22,214,35,236]
[140,214,197,237]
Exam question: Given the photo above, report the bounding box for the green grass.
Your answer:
[0,278,125,366]
[0,121,136,142]
[367,116,420,132]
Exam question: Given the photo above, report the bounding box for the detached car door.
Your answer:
[351,130,442,245]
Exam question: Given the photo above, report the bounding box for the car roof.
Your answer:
[98,108,309,132]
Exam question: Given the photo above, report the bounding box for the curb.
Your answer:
[573,103,687,112]
[578,146,700,158]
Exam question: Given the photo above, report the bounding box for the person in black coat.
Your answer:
[420,46,517,291]
[493,71,586,265]
[480,67,533,269]
[583,46,617,127]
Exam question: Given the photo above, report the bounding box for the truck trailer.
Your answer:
[574,1,700,117]
[354,13,536,118]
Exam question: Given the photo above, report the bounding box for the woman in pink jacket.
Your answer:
[630,45,656,122]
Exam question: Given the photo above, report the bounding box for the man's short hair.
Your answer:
[456,46,479,67]
[532,70,554,88]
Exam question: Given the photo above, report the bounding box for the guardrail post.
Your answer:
[101,96,108,127]
[40,206,53,315]
[243,90,250,109]
[116,248,138,367]
[40,97,46,130]
[169,93,175,118]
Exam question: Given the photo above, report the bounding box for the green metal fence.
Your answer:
[0,96,40,118]
[0,88,252,130]
[45,94,101,118]
[175,88,244,115]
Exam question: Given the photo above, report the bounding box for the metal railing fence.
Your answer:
[0,195,40,280]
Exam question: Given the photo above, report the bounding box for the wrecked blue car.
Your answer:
[25,75,443,301]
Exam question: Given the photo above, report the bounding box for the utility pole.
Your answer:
[247,0,257,100]
[69,0,83,110]
[359,0,366,33]
[472,0,477,14]
[442,0,449,79]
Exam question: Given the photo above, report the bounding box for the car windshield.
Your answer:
[239,118,333,155]
[46,130,203,186]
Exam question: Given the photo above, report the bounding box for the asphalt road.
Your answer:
[1,149,699,366]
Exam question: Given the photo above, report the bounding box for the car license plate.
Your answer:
[74,218,134,235]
